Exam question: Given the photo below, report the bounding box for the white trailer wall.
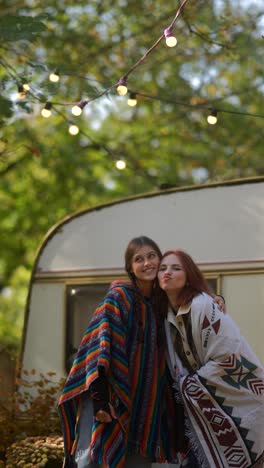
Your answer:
[21,178,264,376]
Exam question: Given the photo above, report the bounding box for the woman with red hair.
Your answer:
[158,250,264,468]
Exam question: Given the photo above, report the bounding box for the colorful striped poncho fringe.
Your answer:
[58,281,174,467]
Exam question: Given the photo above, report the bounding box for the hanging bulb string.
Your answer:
[63,0,189,101]
[54,106,120,160]
[22,85,264,121]
[117,0,189,85]
[43,103,123,165]
[131,90,264,119]
[164,0,190,34]
[1,0,264,122]
[207,108,264,119]
[8,71,264,121]
[44,0,263,121]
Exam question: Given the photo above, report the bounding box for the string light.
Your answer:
[71,105,83,116]
[41,102,52,118]
[207,109,218,125]
[127,92,137,107]
[115,159,126,170]
[5,0,264,147]
[164,26,177,47]
[49,70,60,82]
[14,0,263,125]
[16,85,26,100]
[117,77,128,96]
[68,124,79,135]
[22,82,30,92]
[3,0,264,177]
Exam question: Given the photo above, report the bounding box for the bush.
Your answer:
[0,369,65,465]
[5,436,63,467]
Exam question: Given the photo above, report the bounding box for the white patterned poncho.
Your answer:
[165,292,264,468]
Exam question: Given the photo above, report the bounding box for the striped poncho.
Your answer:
[58,281,178,467]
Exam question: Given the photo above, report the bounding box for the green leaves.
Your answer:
[0,15,47,42]
[0,0,263,350]
[0,96,13,118]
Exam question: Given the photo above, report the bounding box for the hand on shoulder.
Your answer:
[213,295,226,314]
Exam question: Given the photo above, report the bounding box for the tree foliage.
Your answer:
[0,0,263,346]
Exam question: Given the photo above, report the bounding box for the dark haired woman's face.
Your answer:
[130,245,160,287]
[158,254,187,294]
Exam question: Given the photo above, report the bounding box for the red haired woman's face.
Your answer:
[158,253,187,294]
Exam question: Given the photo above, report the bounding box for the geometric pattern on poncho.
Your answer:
[184,376,256,467]
[223,445,252,467]
[199,375,258,464]
[201,304,221,348]
[219,354,264,394]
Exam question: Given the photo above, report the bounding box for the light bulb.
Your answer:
[117,78,128,96]
[164,26,177,48]
[165,35,177,47]
[117,84,128,96]
[22,83,30,91]
[49,71,60,82]
[116,159,126,170]
[71,105,82,116]
[127,93,137,107]
[16,85,26,100]
[41,102,52,118]
[207,110,218,125]
[41,108,51,118]
[69,124,79,135]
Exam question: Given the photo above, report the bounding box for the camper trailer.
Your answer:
[20,177,264,378]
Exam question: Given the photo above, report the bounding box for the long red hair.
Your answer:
[160,249,212,307]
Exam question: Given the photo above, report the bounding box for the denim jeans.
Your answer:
[74,398,153,468]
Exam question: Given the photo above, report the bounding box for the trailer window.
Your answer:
[207,277,219,294]
[65,283,110,373]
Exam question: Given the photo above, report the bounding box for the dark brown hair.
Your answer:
[124,236,163,341]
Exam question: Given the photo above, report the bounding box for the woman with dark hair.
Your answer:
[158,250,264,468]
[58,236,182,468]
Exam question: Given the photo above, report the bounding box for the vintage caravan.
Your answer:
[20,177,264,378]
